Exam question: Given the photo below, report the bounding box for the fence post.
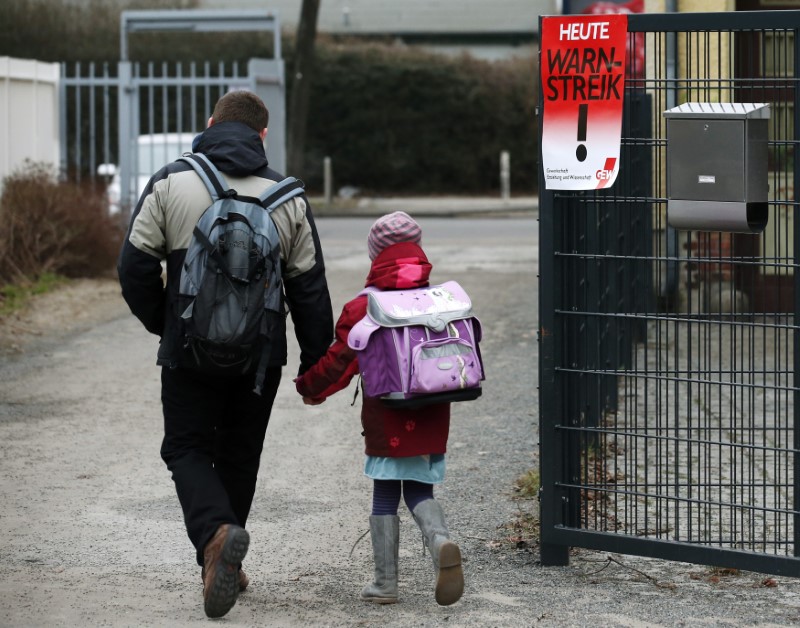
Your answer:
[500,150,510,202]
[59,63,68,179]
[537,182,570,567]
[323,155,332,207]
[249,57,286,176]
[117,60,133,213]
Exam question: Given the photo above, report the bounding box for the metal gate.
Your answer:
[59,10,286,215]
[539,10,800,576]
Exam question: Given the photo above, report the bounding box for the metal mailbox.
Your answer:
[663,102,770,233]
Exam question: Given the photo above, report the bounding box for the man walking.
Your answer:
[117,90,333,618]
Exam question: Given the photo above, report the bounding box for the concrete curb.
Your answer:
[309,196,539,218]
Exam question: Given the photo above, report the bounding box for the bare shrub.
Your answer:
[0,161,123,284]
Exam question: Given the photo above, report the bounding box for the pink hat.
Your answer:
[367,211,422,260]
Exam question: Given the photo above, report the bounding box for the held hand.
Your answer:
[303,396,325,406]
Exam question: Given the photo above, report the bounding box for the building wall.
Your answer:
[197,0,555,59]
[198,0,556,34]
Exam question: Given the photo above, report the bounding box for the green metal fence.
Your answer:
[539,10,800,576]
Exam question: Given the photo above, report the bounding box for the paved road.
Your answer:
[2,216,800,627]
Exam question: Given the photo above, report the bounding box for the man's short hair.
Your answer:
[211,91,269,132]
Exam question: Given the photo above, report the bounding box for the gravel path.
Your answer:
[1,217,800,626]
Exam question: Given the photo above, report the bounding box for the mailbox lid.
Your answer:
[663,102,770,119]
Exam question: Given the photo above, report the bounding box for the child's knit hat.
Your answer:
[367,211,422,260]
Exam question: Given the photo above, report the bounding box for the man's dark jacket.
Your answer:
[117,121,333,374]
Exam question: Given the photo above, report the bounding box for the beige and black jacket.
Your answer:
[117,121,334,374]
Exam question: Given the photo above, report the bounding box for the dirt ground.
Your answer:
[3,219,800,627]
[0,277,128,355]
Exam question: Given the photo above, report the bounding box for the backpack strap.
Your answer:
[259,176,305,212]
[178,153,232,201]
[252,177,304,395]
[179,155,238,284]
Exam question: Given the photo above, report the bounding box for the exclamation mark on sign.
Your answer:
[576,104,588,162]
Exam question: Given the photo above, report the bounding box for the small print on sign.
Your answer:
[540,14,627,191]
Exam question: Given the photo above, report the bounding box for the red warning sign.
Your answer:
[540,15,627,190]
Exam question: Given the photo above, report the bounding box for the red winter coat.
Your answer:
[295,241,450,457]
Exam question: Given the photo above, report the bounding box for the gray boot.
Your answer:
[360,515,400,604]
[411,499,463,606]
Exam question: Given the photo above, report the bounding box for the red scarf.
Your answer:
[365,242,432,290]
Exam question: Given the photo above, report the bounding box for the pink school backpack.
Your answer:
[347,280,484,408]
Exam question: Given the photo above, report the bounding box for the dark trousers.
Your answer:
[160,365,281,565]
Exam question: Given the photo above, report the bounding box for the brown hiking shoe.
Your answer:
[201,566,249,592]
[202,524,250,618]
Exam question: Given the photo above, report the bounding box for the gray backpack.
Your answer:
[177,153,305,394]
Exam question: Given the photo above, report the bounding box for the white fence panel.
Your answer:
[0,56,60,189]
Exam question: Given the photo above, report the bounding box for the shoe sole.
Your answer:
[361,595,399,604]
[435,541,463,606]
[204,526,250,619]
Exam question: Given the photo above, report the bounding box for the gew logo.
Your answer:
[595,157,616,180]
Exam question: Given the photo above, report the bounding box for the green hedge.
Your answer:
[1,0,539,195]
[303,42,538,194]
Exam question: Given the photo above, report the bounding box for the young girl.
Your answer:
[295,211,464,606]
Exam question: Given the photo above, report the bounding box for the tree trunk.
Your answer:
[287,0,321,178]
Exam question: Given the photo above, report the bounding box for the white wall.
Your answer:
[0,57,60,189]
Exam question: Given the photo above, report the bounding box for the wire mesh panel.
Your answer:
[539,11,800,575]
[60,62,120,187]
[60,60,237,206]
[60,58,285,215]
